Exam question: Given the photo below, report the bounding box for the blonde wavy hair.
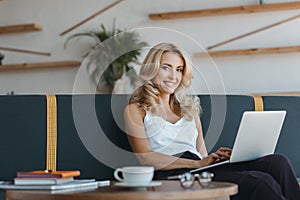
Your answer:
[129,43,201,120]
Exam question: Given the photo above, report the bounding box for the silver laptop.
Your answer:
[190,110,286,173]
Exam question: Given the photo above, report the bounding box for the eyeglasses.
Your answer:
[167,171,214,189]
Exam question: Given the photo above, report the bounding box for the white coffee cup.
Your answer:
[113,166,154,185]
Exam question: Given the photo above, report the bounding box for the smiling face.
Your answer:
[152,52,184,95]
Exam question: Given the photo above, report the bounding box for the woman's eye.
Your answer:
[160,65,170,70]
[160,65,183,73]
[177,68,183,72]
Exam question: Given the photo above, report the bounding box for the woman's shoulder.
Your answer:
[125,103,142,111]
[124,103,146,119]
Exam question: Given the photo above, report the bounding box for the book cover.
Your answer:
[16,170,80,178]
[0,179,98,190]
[50,185,98,194]
[14,177,74,185]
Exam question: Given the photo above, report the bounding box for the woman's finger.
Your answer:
[219,147,232,152]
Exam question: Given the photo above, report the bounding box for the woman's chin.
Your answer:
[162,87,175,94]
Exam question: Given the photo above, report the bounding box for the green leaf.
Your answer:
[64,24,148,90]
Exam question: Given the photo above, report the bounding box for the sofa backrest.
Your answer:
[0,95,46,180]
[199,95,256,152]
[263,96,300,177]
[56,95,134,180]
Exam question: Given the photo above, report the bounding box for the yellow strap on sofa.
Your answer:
[46,95,57,172]
[253,96,264,111]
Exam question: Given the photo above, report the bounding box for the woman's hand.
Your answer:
[214,147,232,163]
[201,153,223,166]
[199,147,232,167]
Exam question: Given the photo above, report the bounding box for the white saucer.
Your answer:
[114,181,162,187]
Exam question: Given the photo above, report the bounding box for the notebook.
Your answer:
[190,110,286,173]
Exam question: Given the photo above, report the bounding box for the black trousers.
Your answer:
[154,152,300,200]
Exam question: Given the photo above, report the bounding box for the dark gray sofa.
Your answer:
[0,94,299,199]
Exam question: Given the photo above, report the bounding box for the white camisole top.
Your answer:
[143,111,202,159]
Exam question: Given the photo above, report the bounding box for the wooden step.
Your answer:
[149,2,300,20]
[0,23,43,34]
[0,61,81,71]
[194,45,300,57]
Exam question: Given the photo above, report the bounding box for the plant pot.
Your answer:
[0,53,4,65]
[97,82,115,94]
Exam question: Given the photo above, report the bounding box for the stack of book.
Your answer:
[0,170,109,193]
[15,170,80,185]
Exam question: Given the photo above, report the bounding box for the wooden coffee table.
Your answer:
[6,180,238,200]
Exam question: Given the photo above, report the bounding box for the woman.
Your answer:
[124,43,300,199]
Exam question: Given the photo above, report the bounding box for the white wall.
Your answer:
[1,0,300,94]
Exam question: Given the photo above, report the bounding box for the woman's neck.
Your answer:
[158,94,170,107]
[156,94,182,122]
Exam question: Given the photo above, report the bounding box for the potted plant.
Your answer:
[64,24,148,93]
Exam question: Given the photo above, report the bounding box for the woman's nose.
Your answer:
[168,69,176,79]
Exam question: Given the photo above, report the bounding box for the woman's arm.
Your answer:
[124,104,218,170]
[194,115,208,157]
